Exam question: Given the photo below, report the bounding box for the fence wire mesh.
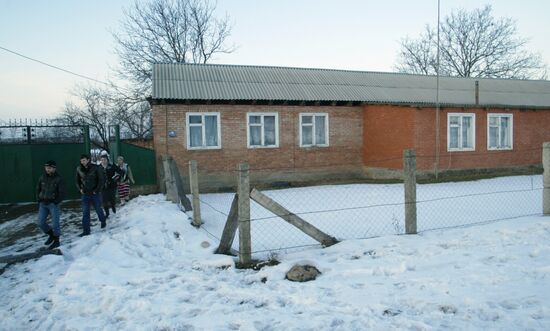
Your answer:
[195,147,545,258]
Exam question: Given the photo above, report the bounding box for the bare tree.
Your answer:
[395,5,547,79]
[58,85,113,150]
[112,95,153,139]
[113,0,234,91]
[62,0,234,141]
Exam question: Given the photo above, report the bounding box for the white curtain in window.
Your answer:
[315,116,326,145]
[449,116,459,149]
[302,126,313,145]
[250,126,261,146]
[204,115,218,146]
[264,116,276,145]
[189,126,202,147]
[462,117,471,148]
[500,117,510,148]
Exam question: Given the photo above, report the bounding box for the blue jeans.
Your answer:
[81,193,106,234]
[38,202,61,237]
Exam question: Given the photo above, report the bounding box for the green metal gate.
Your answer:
[0,124,156,204]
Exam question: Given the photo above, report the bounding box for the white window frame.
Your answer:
[186,112,221,150]
[447,113,476,152]
[487,113,513,151]
[246,112,279,148]
[299,113,329,147]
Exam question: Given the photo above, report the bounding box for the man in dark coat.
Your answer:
[75,154,107,236]
[99,153,122,218]
[37,160,65,249]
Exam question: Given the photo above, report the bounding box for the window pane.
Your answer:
[449,127,459,148]
[489,117,498,126]
[500,117,510,148]
[489,126,498,148]
[250,126,261,146]
[449,116,459,125]
[302,126,313,145]
[249,115,261,124]
[462,117,472,148]
[189,115,202,124]
[302,115,313,124]
[189,126,202,147]
[264,116,276,145]
[315,116,326,144]
[204,115,218,146]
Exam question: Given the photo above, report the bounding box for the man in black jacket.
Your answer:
[75,154,106,236]
[37,160,65,249]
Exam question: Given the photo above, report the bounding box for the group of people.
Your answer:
[36,153,135,249]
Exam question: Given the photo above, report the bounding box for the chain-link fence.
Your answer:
[190,147,546,259]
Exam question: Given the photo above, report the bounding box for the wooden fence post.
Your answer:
[216,193,239,255]
[162,156,178,203]
[238,163,252,265]
[404,149,417,234]
[543,142,550,215]
[189,160,201,227]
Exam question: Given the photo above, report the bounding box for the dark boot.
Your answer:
[112,206,116,214]
[101,221,107,229]
[78,232,90,237]
[104,207,109,219]
[44,230,55,246]
[47,236,60,250]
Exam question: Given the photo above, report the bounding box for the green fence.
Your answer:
[0,143,86,203]
[115,142,157,186]
[1,124,157,204]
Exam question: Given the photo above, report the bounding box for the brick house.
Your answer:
[150,63,550,190]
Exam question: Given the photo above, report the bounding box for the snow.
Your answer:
[1,176,549,330]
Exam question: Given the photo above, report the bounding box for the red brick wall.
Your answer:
[363,105,550,172]
[363,104,416,169]
[416,108,550,171]
[153,104,364,176]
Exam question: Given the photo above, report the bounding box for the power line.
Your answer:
[0,44,113,87]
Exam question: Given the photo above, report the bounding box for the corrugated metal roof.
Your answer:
[152,63,550,108]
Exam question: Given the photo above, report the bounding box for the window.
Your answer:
[447,113,475,151]
[487,114,513,150]
[300,113,329,147]
[186,113,221,149]
[247,113,279,148]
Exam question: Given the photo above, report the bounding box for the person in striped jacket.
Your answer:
[116,156,135,204]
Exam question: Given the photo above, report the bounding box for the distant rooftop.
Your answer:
[152,63,550,108]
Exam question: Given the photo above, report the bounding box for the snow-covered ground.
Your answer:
[1,176,549,330]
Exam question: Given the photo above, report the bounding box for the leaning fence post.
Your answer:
[189,160,202,227]
[404,149,417,234]
[543,142,550,215]
[238,163,251,265]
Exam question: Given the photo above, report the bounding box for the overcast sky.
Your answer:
[1,0,549,120]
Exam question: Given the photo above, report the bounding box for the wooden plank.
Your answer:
[168,157,192,211]
[238,163,252,264]
[215,193,239,255]
[250,188,338,247]
[188,160,202,226]
[403,149,417,234]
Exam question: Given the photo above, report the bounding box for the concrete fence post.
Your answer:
[543,142,550,215]
[404,149,417,234]
[189,160,202,227]
[237,163,251,265]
